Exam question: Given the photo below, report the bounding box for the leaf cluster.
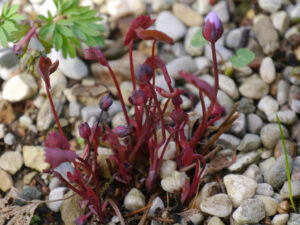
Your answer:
[0,2,26,47]
[38,0,104,58]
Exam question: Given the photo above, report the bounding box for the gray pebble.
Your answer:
[260,123,289,149]
[237,134,261,152]
[243,164,263,183]
[232,199,265,224]
[4,133,16,146]
[256,183,274,196]
[277,80,290,106]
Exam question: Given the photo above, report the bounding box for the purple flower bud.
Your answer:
[13,27,37,54]
[113,125,131,137]
[136,64,153,83]
[128,89,148,105]
[172,96,183,107]
[202,11,223,43]
[99,94,113,111]
[78,122,91,139]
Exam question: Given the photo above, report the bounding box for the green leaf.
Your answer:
[230,48,255,67]
[191,28,207,47]
[0,27,8,47]
[95,36,104,47]
[39,23,55,39]
[75,22,98,36]
[57,19,74,26]
[66,38,76,58]
[6,4,19,18]
[47,10,53,22]
[61,36,68,58]
[8,13,26,20]
[1,2,9,17]
[38,14,49,22]
[57,24,74,37]
[53,31,63,50]
[61,0,74,12]
[8,24,30,42]
[72,27,87,41]
[84,35,97,46]
[2,20,17,32]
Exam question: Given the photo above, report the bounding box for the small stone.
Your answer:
[166,56,196,79]
[212,1,229,23]
[223,174,257,207]
[277,80,290,106]
[188,213,204,225]
[233,199,265,224]
[106,0,146,18]
[155,11,187,42]
[237,134,261,152]
[238,98,256,114]
[49,50,88,80]
[228,151,260,172]
[0,48,19,80]
[41,69,67,97]
[194,57,210,72]
[149,197,164,216]
[200,193,232,217]
[229,113,246,137]
[0,169,13,192]
[81,105,101,122]
[259,57,276,84]
[112,112,126,128]
[150,0,171,13]
[258,0,282,12]
[4,133,16,146]
[22,185,42,201]
[283,66,300,86]
[37,98,64,131]
[54,162,75,182]
[23,146,50,172]
[193,0,212,15]
[215,134,240,150]
[2,73,38,103]
[256,183,274,197]
[258,95,279,118]
[260,123,289,149]
[219,74,239,100]
[68,101,81,118]
[264,155,293,188]
[184,27,204,56]
[161,171,187,193]
[0,151,23,175]
[277,200,290,214]
[280,180,300,200]
[207,216,225,225]
[217,90,234,116]
[269,110,297,126]
[0,124,5,139]
[225,28,245,50]
[271,11,290,34]
[204,42,233,62]
[61,191,84,225]
[253,15,279,54]
[292,156,300,181]
[247,113,263,134]
[271,214,289,225]
[124,188,146,212]
[49,177,61,190]
[48,187,68,212]
[172,42,186,57]
[158,141,176,160]
[255,195,278,216]
[288,213,300,225]
[19,115,33,128]
[120,81,134,106]
[239,75,269,100]
[243,164,263,183]
[289,2,300,20]
[23,171,38,185]
[173,3,203,27]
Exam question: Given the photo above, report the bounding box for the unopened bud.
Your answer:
[113,125,131,137]
[136,64,153,83]
[202,11,223,43]
[78,122,91,139]
[99,94,113,111]
[128,89,148,105]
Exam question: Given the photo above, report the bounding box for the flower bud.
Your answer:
[172,96,183,107]
[202,11,223,43]
[128,89,148,105]
[99,94,113,111]
[74,215,88,225]
[136,64,153,83]
[113,125,131,137]
[78,122,91,139]
[170,109,188,125]
[212,103,225,116]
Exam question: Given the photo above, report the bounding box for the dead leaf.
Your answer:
[0,188,42,225]
[0,100,16,125]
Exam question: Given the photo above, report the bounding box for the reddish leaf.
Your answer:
[182,147,194,166]
[170,109,188,125]
[39,56,59,90]
[135,28,174,44]
[84,47,108,66]
[156,86,184,98]
[124,14,155,46]
[179,71,216,102]
[44,131,70,150]
[128,89,148,105]
[45,148,77,168]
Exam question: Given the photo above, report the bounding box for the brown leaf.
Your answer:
[206,154,233,174]
[0,188,42,225]
[0,100,16,125]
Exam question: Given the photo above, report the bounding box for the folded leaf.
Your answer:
[135,28,174,44]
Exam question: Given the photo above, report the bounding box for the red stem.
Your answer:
[129,40,136,91]
[211,42,219,95]
[46,88,64,136]
[107,65,130,125]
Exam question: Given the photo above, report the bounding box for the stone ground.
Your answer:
[0,0,300,225]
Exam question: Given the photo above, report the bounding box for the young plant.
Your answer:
[41,12,226,224]
[276,113,297,212]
